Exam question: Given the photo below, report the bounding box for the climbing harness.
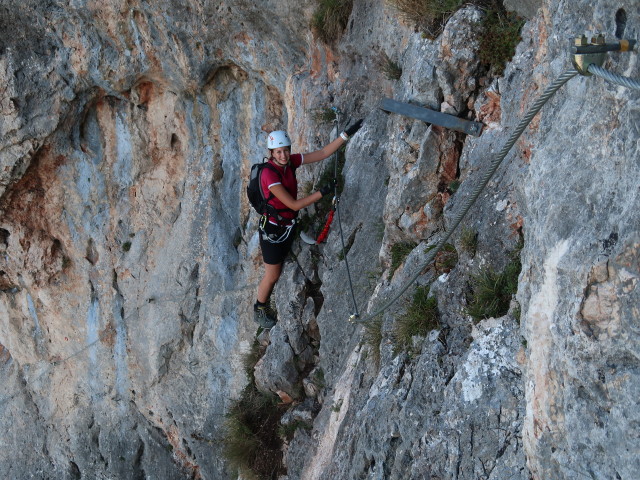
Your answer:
[261,217,296,244]
[351,33,638,324]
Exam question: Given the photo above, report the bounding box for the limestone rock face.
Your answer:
[1,0,639,479]
[0,1,311,478]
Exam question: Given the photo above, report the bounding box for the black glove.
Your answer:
[344,119,363,137]
[319,181,335,197]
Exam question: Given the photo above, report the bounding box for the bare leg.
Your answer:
[257,262,282,303]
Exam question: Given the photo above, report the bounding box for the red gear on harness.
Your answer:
[316,208,335,243]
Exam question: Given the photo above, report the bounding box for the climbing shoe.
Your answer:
[254,302,277,329]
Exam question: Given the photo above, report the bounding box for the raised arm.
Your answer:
[303,119,363,164]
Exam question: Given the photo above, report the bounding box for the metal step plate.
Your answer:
[380,98,483,137]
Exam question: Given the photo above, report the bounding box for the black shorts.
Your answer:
[259,222,297,265]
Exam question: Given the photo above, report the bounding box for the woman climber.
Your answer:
[254,120,363,328]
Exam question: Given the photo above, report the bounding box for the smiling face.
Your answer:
[271,146,291,166]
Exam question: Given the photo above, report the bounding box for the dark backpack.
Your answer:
[247,161,295,223]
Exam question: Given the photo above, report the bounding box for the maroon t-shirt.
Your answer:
[260,153,304,224]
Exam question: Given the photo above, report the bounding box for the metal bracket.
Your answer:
[572,34,637,76]
[379,98,483,137]
[572,34,607,76]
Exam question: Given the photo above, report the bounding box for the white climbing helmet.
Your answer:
[267,130,291,149]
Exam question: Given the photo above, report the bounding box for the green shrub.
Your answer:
[363,317,383,366]
[223,384,285,479]
[393,285,439,353]
[389,241,418,279]
[388,0,464,39]
[311,0,354,44]
[478,7,525,76]
[466,253,522,321]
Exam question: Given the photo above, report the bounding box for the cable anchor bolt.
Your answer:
[572,34,606,76]
[571,34,637,76]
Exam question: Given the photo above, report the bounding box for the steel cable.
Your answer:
[588,64,640,90]
[333,110,360,318]
[353,68,579,324]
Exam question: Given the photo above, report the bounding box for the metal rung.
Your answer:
[379,98,483,137]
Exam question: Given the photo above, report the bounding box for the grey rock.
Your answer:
[254,324,300,397]
[0,0,638,479]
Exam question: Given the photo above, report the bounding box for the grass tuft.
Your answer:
[363,317,383,367]
[222,339,285,478]
[312,368,325,389]
[448,180,461,194]
[379,52,403,80]
[466,247,522,322]
[223,384,285,479]
[434,243,458,273]
[478,6,525,76]
[388,0,524,73]
[425,243,458,273]
[392,285,439,354]
[389,241,418,279]
[311,0,354,44]
[460,227,478,256]
[242,339,263,381]
[388,0,464,39]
